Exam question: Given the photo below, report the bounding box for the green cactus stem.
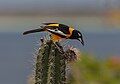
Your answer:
[35,40,66,84]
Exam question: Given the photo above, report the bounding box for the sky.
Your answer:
[0,0,119,15]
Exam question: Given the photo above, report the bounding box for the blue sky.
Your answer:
[0,0,119,15]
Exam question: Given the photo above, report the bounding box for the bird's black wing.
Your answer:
[42,23,70,34]
[58,24,70,34]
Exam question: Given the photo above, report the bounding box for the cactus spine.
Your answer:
[35,40,66,84]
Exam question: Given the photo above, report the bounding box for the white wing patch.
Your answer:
[47,29,67,37]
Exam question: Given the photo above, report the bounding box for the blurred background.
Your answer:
[0,0,120,84]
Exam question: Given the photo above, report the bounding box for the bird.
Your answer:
[23,23,84,46]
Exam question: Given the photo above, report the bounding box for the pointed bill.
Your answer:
[77,37,84,46]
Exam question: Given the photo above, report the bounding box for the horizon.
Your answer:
[0,16,120,33]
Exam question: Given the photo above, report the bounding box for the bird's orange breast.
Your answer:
[51,34,62,42]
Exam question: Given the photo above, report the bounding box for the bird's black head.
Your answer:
[69,30,84,46]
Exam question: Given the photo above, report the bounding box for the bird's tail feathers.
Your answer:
[23,28,44,35]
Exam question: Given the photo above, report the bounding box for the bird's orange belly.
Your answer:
[51,34,62,42]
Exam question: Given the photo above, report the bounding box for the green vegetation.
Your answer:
[69,54,120,84]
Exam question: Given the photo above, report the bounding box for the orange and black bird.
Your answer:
[23,23,84,46]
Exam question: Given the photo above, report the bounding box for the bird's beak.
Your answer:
[77,37,84,46]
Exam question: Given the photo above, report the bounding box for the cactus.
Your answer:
[35,40,66,84]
